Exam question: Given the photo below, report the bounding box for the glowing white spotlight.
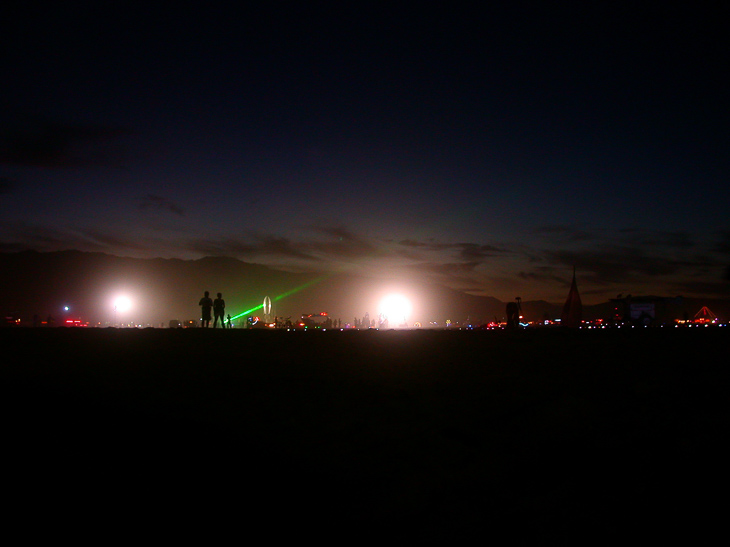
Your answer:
[378,294,412,327]
[113,296,132,313]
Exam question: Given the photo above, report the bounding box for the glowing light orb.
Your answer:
[113,296,132,312]
[378,294,412,325]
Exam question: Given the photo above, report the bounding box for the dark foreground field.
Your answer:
[3,327,729,540]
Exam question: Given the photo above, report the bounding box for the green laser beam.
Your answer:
[230,303,264,320]
[229,273,330,321]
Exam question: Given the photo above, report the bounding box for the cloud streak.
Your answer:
[0,222,152,255]
[186,234,318,262]
[138,194,185,217]
[0,219,726,302]
[396,239,509,260]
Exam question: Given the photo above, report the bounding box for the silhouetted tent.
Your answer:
[561,269,582,328]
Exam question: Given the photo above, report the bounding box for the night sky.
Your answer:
[2,3,728,305]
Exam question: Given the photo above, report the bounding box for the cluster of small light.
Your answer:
[64,319,89,327]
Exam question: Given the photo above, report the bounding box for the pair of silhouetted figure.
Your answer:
[199,291,226,328]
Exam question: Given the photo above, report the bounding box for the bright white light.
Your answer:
[113,296,132,313]
[378,294,412,325]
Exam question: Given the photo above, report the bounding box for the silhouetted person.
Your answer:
[226,314,233,328]
[199,291,213,328]
[213,293,226,328]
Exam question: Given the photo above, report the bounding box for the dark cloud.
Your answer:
[533,226,695,251]
[310,226,358,241]
[580,287,621,297]
[396,239,507,260]
[183,238,256,258]
[511,226,729,299]
[394,239,447,251]
[0,222,151,254]
[71,228,152,253]
[313,240,380,260]
[669,278,729,297]
[184,227,390,264]
[0,117,130,168]
[529,227,720,289]
[458,243,508,261]
[186,234,317,261]
[308,226,380,259]
[256,235,319,260]
[138,194,185,217]
[403,261,480,275]
[545,247,683,285]
[0,222,68,251]
[517,267,566,285]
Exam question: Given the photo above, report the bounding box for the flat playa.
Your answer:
[3,327,728,540]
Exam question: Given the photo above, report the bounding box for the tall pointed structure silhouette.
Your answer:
[561,267,582,328]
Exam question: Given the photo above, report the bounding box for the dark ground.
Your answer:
[3,327,728,541]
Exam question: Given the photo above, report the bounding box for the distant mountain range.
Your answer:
[1,250,727,326]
